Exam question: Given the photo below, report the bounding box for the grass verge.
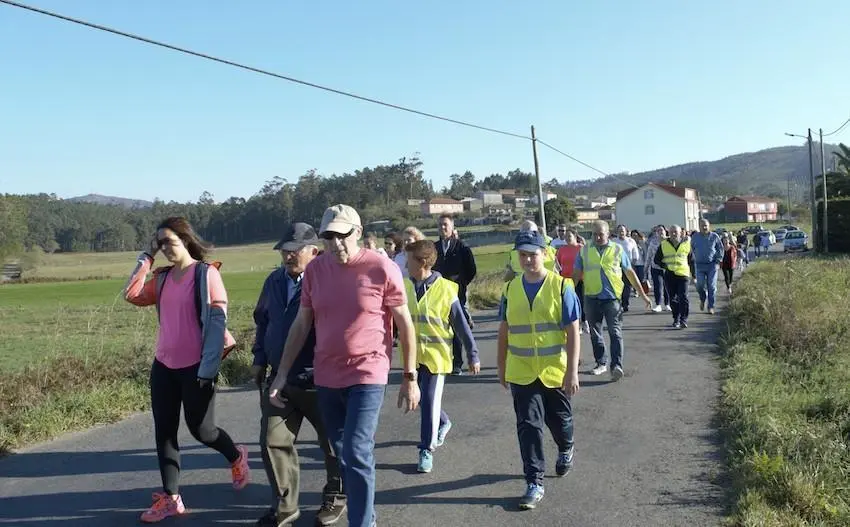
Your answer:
[720,256,850,526]
[0,329,255,456]
[468,271,504,309]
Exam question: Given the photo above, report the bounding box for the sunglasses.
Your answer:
[157,238,179,248]
[320,229,354,241]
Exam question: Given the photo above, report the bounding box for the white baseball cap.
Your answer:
[320,204,362,235]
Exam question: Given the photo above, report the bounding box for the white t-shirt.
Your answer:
[613,237,640,262]
[393,251,408,277]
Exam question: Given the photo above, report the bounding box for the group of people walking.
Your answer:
[123,208,740,526]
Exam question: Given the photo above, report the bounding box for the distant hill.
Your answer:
[563,144,841,200]
[65,194,153,209]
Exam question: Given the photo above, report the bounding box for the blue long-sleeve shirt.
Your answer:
[690,231,724,266]
[410,272,480,365]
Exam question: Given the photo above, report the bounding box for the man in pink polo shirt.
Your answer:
[269,204,420,527]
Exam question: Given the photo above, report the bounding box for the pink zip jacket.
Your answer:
[123,252,236,379]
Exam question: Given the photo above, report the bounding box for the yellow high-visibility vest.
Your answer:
[504,271,567,387]
[580,243,624,298]
[661,239,691,278]
[405,276,457,374]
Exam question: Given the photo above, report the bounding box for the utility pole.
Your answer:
[531,125,547,232]
[820,128,828,252]
[807,128,818,251]
[786,172,792,221]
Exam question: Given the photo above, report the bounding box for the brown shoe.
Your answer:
[315,496,346,526]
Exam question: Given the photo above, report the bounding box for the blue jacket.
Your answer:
[252,268,316,387]
[690,232,724,266]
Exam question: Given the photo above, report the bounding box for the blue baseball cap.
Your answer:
[514,231,546,253]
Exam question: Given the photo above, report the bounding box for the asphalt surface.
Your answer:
[0,278,732,527]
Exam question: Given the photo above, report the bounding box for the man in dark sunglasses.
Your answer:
[269,204,420,527]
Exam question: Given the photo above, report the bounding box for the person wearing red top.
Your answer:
[555,229,588,333]
[720,237,738,295]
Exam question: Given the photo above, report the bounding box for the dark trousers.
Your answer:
[651,267,670,306]
[722,268,734,289]
[417,365,449,451]
[621,273,632,310]
[665,274,690,324]
[510,379,574,485]
[574,280,586,323]
[260,383,344,516]
[451,288,471,370]
[150,359,240,496]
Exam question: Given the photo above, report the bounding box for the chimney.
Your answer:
[670,180,676,187]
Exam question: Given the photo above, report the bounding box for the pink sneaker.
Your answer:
[140,492,186,523]
[231,444,250,490]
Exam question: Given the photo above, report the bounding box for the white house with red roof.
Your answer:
[614,182,701,234]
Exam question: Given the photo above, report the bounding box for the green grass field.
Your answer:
[1,242,511,373]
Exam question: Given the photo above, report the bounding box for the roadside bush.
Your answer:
[720,256,850,526]
[467,271,503,309]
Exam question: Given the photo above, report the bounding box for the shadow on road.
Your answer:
[375,473,520,510]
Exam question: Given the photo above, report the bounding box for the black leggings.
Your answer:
[150,359,240,495]
[722,268,734,289]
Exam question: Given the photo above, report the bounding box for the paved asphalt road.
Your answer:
[0,279,732,527]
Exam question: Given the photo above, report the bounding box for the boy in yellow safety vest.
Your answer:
[497,230,581,511]
[404,240,481,474]
[503,220,558,281]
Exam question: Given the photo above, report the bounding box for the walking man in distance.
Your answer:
[690,218,724,315]
[573,221,651,381]
[654,224,695,329]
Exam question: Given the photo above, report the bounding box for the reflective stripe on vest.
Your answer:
[405,276,458,375]
[504,270,568,388]
[509,247,558,273]
[580,244,624,298]
[661,239,691,278]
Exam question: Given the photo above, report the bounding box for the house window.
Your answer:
[644,190,654,199]
[645,205,655,215]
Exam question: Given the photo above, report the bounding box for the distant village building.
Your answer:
[596,205,616,221]
[461,197,483,212]
[473,190,504,205]
[615,182,700,233]
[513,196,530,209]
[529,192,558,205]
[407,198,425,207]
[590,195,617,207]
[723,196,779,222]
[421,197,464,216]
[575,207,600,223]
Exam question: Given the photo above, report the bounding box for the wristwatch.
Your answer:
[402,371,417,382]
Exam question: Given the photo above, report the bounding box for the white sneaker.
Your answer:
[591,364,608,376]
[652,305,663,313]
[664,305,672,311]
[582,321,590,334]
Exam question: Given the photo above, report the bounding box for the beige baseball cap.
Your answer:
[319,204,362,235]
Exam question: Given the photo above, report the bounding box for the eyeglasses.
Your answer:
[320,229,354,241]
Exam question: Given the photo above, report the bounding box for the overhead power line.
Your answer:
[2,0,638,188]
[821,115,850,138]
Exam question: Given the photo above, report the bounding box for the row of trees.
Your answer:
[0,156,566,259]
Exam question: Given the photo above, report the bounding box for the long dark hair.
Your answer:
[157,217,211,261]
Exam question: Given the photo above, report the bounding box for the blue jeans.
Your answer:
[695,264,718,309]
[650,267,669,306]
[510,379,573,485]
[317,384,386,527]
[584,296,624,368]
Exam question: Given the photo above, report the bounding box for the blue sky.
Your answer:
[1,0,848,203]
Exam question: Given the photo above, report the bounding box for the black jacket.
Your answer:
[433,238,477,303]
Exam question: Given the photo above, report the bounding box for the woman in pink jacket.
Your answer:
[124,217,249,523]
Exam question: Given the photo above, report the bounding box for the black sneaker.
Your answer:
[256,509,300,527]
[680,320,688,328]
[450,367,464,376]
[555,446,574,476]
[316,497,346,526]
